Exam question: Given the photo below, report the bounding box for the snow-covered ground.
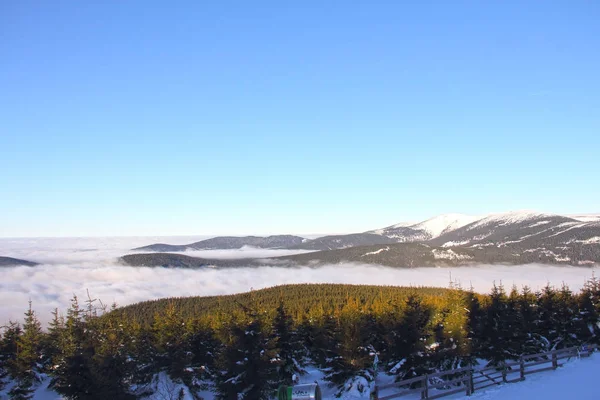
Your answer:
[410,214,482,238]
[451,354,600,400]
[5,352,598,400]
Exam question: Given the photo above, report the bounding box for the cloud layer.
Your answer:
[0,237,597,327]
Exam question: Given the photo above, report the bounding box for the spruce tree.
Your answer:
[152,303,191,382]
[517,286,547,354]
[42,309,64,373]
[0,322,22,393]
[554,284,582,348]
[8,302,43,399]
[271,302,304,386]
[389,294,433,380]
[479,283,516,366]
[537,284,560,349]
[89,313,135,399]
[579,277,600,345]
[128,321,157,391]
[322,309,373,396]
[49,295,96,399]
[216,312,278,400]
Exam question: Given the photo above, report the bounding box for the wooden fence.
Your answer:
[374,345,596,400]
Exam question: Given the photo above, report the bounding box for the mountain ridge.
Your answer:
[131,210,600,254]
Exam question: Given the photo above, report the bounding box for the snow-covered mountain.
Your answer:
[372,213,481,241]
[292,211,600,262]
[127,211,600,265]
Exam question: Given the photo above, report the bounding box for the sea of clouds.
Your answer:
[0,237,597,326]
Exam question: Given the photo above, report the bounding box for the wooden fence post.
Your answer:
[421,374,428,399]
[552,352,558,369]
[469,368,474,395]
[465,368,473,396]
[502,364,507,383]
[519,356,525,381]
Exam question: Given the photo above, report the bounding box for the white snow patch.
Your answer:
[432,249,473,261]
[575,237,600,245]
[409,214,481,238]
[468,211,553,230]
[442,240,471,248]
[362,247,390,257]
[570,214,600,223]
[527,220,551,228]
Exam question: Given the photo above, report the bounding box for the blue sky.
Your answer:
[1,1,599,237]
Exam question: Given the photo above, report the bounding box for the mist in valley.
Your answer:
[0,237,596,326]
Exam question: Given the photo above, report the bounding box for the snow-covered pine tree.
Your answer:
[554,284,584,348]
[88,310,136,400]
[127,321,158,394]
[426,284,472,375]
[578,276,600,345]
[8,302,43,399]
[0,322,22,393]
[49,295,97,399]
[322,306,373,396]
[464,287,484,358]
[536,284,563,350]
[185,320,221,394]
[360,312,387,364]
[216,311,278,400]
[517,286,548,355]
[152,302,192,382]
[479,283,519,366]
[310,313,338,369]
[389,294,433,380]
[41,309,64,375]
[271,302,304,386]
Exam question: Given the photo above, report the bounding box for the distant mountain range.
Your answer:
[133,235,306,251]
[0,256,38,267]
[124,211,600,268]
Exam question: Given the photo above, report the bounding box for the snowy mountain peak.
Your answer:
[409,213,481,238]
[470,210,555,229]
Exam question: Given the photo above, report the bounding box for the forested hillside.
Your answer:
[2,281,600,399]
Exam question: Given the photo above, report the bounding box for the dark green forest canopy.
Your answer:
[110,283,457,327]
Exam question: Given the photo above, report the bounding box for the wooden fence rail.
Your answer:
[374,345,596,400]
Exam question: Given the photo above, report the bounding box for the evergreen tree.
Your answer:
[427,284,471,374]
[478,283,516,366]
[518,286,547,354]
[42,309,64,373]
[579,277,600,345]
[8,302,43,399]
[537,284,561,349]
[554,284,583,348]
[389,294,433,380]
[309,313,338,369]
[127,321,157,391]
[49,295,97,399]
[152,303,191,382]
[216,312,278,400]
[0,322,22,393]
[88,313,135,400]
[271,302,304,386]
[322,309,373,395]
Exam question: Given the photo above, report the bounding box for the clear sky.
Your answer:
[1,1,599,237]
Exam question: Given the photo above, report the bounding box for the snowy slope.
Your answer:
[449,353,600,400]
[6,353,599,400]
[409,213,481,237]
[570,214,600,223]
[370,214,480,242]
[464,210,553,230]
